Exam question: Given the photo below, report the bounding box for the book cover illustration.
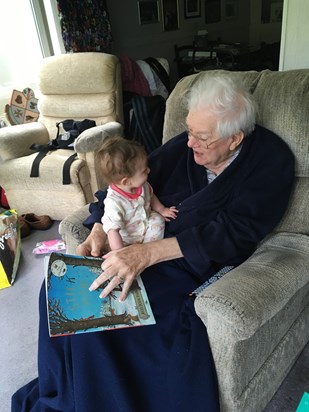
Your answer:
[46,252,156,337]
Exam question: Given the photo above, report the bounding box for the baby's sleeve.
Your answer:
[101,197,125,234]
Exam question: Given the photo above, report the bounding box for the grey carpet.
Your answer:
[0,221,308,412]
[0,221,62,412]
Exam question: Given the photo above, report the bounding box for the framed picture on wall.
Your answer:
[205,0,221,24]
[270,1,283,22]
[184,0,201,18]
[161,0,179,31]
[261,0,283,24]
[225,0,238,19]
[138,0,160,25]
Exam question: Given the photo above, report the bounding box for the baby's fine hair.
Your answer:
[96,136,147,184]
[186,73,257,138]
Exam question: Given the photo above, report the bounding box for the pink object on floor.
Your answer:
[32,239,66,254]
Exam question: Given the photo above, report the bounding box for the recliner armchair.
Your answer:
[0,52,123,220]
[59,68,309,411]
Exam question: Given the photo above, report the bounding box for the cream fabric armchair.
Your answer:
[0,52,123,220]
[59,69,309,411]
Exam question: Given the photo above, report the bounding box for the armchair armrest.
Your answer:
[59,205,91,255]
[195,232,309,340]
[0,122,49,160]
[74,121,123,153]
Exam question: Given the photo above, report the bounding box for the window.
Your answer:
[0,0,63,122]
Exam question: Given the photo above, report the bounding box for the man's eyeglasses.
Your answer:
[186,129,224,149]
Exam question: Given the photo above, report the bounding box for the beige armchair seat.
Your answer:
[59,69,309,411]
[0,52,123,220]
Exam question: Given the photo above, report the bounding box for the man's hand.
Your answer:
[89,237,183,301]
[89,243,151,301]
[76,223,107,257]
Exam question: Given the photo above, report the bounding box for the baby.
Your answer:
[96,136,178,250]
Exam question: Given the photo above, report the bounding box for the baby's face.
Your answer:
[130,157,150,188]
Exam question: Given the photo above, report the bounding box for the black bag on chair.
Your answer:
[123,95,165,154]
[53,119,96,149]
[30,119,96,184]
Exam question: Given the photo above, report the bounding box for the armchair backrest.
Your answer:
[38,52,123,139]
[163,69,309,235]
[37,52,123,194]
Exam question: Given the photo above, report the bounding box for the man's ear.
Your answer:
[230,131,245,151]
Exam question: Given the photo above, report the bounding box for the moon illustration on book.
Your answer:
[51,260,67,277]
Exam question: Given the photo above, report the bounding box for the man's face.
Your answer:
[186,109,234,171]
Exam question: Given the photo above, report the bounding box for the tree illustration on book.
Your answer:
[46,253,156,337]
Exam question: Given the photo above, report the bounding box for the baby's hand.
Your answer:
[161,206,178,221]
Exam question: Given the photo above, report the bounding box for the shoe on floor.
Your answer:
[22,213,53,230]
[18,216,32,238]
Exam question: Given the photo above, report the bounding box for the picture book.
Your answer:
[45,252,156,337]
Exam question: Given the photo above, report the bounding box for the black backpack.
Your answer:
[30,119,96,184]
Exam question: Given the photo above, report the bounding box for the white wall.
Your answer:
[279,0,309,70]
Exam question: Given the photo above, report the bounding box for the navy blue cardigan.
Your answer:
[85,125,295,280]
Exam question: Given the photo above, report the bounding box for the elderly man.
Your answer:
[12,74,294,412]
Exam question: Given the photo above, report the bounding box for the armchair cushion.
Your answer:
[253,70,309,174]
[39,52,119,95]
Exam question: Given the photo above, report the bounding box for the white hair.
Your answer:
[186,73,257,138]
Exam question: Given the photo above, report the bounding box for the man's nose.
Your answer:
[187,135,199,148]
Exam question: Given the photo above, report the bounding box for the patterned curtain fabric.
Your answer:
[56,0,112,53]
